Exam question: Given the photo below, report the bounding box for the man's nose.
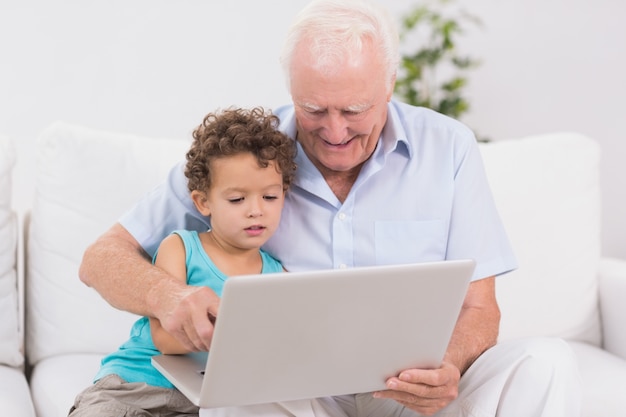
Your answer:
[323,113,348,144]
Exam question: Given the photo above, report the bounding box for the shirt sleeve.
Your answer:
[446,132,518,280]
[118,161,211,257]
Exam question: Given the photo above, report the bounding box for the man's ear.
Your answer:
[191,190,211,216]
[387,73,396,102]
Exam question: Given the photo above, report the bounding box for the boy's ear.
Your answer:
[191,190,211,216]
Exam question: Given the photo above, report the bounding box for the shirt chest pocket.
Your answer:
[374,220,447,265]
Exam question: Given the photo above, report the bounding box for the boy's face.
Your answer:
[193,153,285,252]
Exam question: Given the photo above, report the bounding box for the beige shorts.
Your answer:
[68,374,199,417]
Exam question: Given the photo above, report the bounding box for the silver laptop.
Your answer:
[152,259,475,408]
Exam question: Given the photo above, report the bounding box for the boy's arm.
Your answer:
[150,233,209,354]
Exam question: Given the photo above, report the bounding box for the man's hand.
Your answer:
[373,361,460,415]
[372,276,499,415]
[152,282,221,352]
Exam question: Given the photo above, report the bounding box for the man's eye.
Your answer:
[343,110,366,119]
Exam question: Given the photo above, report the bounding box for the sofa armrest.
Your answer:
[599,257,626,359]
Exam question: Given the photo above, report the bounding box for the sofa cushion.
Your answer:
[479,133,601,345]
[0,135,23,367]
[598,257,626,359]
[26,122,190,365]
[29,354,102,417]
[568,341,626,417]
[0,365,36,417]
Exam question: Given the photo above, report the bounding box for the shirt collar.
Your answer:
[380,100,412,159]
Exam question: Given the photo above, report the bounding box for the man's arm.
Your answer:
[373,276,500,415]
[79,223,219,351]
[444,276,500,374]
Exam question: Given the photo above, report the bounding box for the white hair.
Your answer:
[280,0,400,93]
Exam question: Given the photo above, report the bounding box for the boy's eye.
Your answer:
[263,195,278,201]
[228,197,244,203]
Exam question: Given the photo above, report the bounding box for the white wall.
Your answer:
[1,0,625,259]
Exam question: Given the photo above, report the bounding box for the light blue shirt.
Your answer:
[120,100,516,281]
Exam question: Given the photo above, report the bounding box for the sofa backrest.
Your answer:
[26,122,190,366]
[0,135,23,368]
[480,133,602,345]
[25,123,603,366]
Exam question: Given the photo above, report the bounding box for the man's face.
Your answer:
[289,41,393,176]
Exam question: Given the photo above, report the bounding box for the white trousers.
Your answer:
[200,337,582,417]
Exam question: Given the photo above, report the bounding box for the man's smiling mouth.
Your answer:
[324,137,354,147]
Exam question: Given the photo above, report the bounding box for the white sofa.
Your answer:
[1,123,625,416]
[0,135,36,417]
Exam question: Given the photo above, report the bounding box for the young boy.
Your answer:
[68,107,297,416]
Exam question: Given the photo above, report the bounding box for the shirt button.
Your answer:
[338,213,346,220]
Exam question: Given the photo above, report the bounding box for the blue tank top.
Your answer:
[94,230,284,387]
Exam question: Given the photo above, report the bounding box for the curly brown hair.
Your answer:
[185,107,297,193]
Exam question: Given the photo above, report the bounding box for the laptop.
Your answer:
[152,259,475,408]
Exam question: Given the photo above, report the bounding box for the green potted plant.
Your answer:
[394,0,482,121]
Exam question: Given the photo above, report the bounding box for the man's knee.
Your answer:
[513,338,567,378]
[513,337,577,370]
[456,338,581,416]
